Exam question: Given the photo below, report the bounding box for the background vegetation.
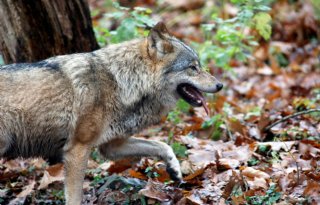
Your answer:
[0,0,319,204]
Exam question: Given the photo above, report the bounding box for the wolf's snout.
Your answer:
[216,83,223,91]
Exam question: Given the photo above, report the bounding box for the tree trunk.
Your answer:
[0,0,99,64]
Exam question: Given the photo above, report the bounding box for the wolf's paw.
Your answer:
[166,165,182,182]
[159,142,183,181]
[165,154,182,182]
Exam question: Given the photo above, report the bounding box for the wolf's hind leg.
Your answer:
[99,137,182,181]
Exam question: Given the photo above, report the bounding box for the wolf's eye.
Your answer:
[190,65,197,71]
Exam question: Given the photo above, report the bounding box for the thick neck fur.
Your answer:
[92,40,172,143]
[95,40,160,106]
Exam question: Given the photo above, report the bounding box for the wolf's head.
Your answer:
[146,22,223,114]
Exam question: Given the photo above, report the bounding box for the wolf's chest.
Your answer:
[98,97,165,144]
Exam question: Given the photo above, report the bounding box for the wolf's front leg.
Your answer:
[99,137,182,181]
[64,143,91,205]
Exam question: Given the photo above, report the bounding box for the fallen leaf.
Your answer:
[183,167,205,181]
[128,169,148,180]
[303,180,320,201]
[242,167,270,179]
[16,180,35,198]
[247,177,268,189]
[139,179,173,202]
[38,163,64,190]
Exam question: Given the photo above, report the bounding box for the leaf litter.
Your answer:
[1,0,320,204]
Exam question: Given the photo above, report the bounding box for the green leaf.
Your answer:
[255,5,271,11]
[112,2,130,11]
[105,11,125,19]
[171,142,187,158]
[248,157,260,166]
[167,110,182,124]
[201,114,222,129]
[245,106,261,119]
[176,99,190,113]
[254,12,272,40]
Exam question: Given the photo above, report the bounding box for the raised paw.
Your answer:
[165,154,182,181]
[159,142,183,181]
[166,166,182,182]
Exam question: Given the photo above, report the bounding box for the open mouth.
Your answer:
[177,83,209,115]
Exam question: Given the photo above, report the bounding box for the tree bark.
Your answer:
[0,0,99,64]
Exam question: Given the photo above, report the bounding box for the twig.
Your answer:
[264,109,320,132]
[281,140,300,184]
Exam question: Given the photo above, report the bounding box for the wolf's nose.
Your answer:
[216,83,223,91]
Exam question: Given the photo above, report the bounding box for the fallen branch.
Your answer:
[264,109,320,132]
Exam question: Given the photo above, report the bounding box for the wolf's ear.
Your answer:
[147,22,174,59]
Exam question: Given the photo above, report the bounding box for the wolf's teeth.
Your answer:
[197,100,201,103]
[185,91,194,98]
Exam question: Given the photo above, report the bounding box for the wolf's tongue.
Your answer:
[188,87,209,115]
[201,97,209,115]
[195,92,209,115]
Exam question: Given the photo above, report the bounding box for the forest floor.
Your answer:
[1,0,319,204]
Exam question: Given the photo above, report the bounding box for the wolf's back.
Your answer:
[0,59,75,161]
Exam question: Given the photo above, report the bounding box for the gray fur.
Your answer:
[0,22,222,205]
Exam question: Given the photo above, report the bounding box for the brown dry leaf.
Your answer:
[235,135,256,146]
[186,190,204,205]
[279,171,301,192]
[3,160,24,171]
[300,72,320,89]
[222,145,252,163]
[0,171,19,182]
[87,159,99,169]
[180,160,194,175]
[183,167,205,181]
[242,167,270,179]
[107,158,137,174]
[46,163,63,176]
[188,149,217,167]
[257,65,274,75]
[188,141,252,170]
[231,195,246,205]
[98,190,127,205]
[16,180,35,198]
[213,95,226,113]
[164,0,204,10]
[227,118,246,136]
[8,180,36,205]
[222,171,243,200]
[303,180,320,201]
[153,164,171,182]
[180,135,202,149]
[38,163,64,190]
[257,113,271,131]
[218,158,240,170]
[233,81,254,95]
[246,177,268,189]
[128,169,148,180]
[305,170,320,181]
[301,139,320,149]
[30,158,46,169]
[139,179,171,202]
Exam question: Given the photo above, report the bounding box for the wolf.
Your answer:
[0,22,223,204]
